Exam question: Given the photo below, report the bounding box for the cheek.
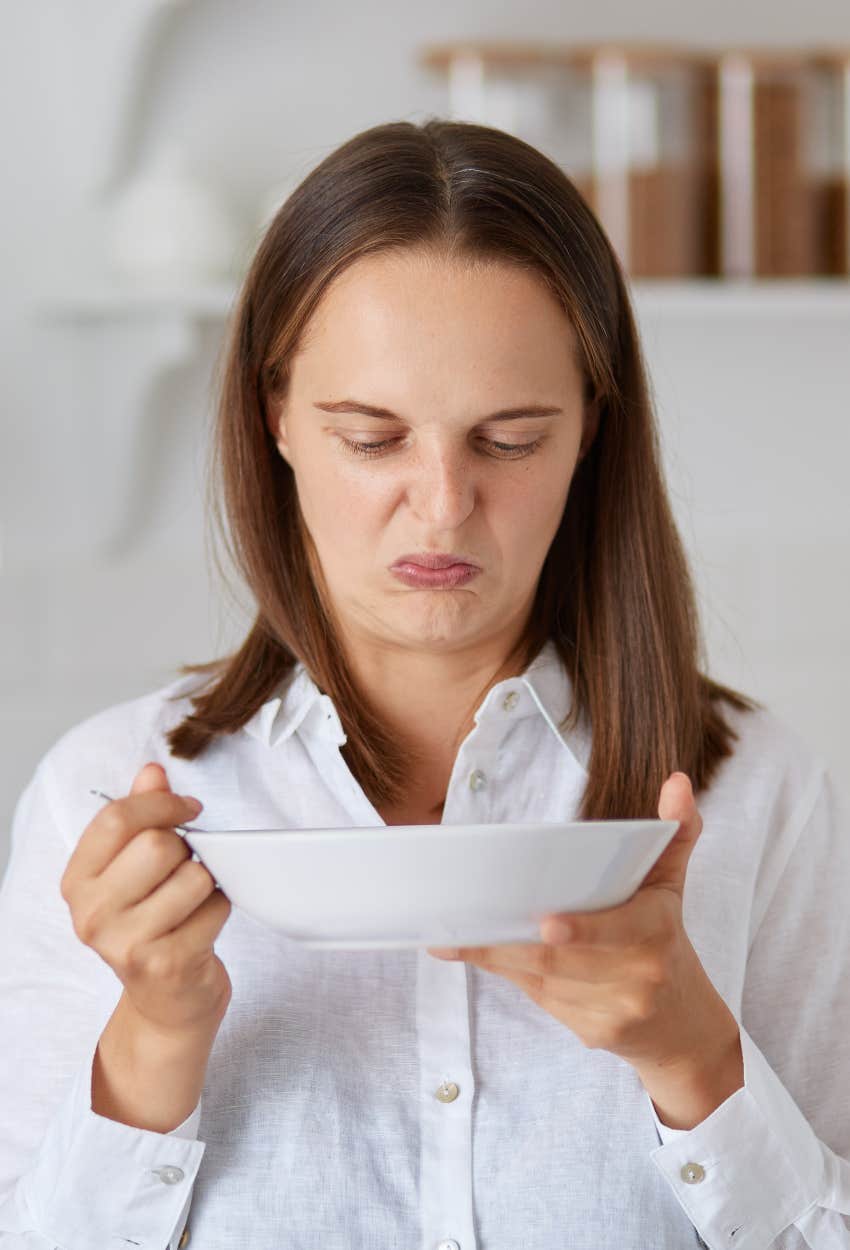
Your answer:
[298,464,385,558]
[495,460,571,543]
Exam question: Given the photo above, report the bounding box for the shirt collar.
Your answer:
[242,637,589,774]
[242,664,332,748]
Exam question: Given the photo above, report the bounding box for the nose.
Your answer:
[406,439,477,528]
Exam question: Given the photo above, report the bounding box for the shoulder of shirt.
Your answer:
[707,695,830,815]
[28,671,217,849]
[700,696,836,921]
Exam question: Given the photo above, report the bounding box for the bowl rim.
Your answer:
[184,817,681,842]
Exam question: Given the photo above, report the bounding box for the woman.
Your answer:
[1,118,848,1250]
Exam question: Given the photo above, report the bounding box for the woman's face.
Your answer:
[270,249,595,656]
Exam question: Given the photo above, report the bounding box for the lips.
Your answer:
[390,562,481,589]
[391,552,479,570]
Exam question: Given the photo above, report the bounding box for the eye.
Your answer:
[338,435,544,460]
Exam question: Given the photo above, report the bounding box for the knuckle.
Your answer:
[71,908,97,945]
[605,1021,632,1049]
[624,985,656,1022]
[651,891,681,933]
[581,1018,615,1051]
[195,859,216,888]
[181,858,213,891]
[598,1008,638,1049]
[100,806,127,838]
[580,1007,636,1053]
[71,896,105,945]
[138,827,179,861]
[638,950,670,986]
[114,936,145,976]
[146,947,181,981]
[658,906,680,942]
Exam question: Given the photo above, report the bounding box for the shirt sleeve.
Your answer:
[645,766,850,1250]
[647,1096,690,1143]
[0,756,206,1250]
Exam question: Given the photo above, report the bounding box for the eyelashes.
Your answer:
[338,435,545,460]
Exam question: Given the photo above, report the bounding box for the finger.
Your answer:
[642,772,703,893]
[471,958,625,1017]
[539,887,661,949]
[108,881,232,981]
[124,857,227,946]
[95,823,192,911]
[131,761,171,795]
[428,894,650,963]
[69,790,202,884]
[139,875,232,950]
[436,935,640,984]
[484,945,631,985]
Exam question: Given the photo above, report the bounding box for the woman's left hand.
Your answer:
[427,772,740,1079]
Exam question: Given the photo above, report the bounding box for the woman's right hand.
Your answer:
[61,761,233,1036]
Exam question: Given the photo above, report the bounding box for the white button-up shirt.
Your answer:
[1,638,849,1250]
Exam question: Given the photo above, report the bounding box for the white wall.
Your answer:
[2,0,849,875]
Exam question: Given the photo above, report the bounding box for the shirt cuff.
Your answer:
[19,1039,206,1250]
[647,1094,691,1144]
[645,1022,837,1250]
[167,1093,203,1140]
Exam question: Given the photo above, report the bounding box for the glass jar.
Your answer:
[811,49,850,274]
[716,49,850,276]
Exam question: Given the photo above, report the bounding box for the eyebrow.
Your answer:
[312,399,563,422]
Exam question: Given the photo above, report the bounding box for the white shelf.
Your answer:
[28,273,850,565]
[632,278,850,315]
[37,278,850,321]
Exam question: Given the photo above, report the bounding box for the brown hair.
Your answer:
[165,117,761,820]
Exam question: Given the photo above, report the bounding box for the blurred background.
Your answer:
[1,0,849,874]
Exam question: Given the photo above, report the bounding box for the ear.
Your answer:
[266,397,292,466]
[577,398,600,463]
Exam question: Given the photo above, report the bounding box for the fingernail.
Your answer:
[183,796,203,812]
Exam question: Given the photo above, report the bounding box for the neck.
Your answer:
[343,629,544,765]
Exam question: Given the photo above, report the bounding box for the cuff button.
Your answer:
[153,1165,185,1185]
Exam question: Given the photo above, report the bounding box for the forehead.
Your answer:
[291,250,583,396]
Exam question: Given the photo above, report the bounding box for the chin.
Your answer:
[399,607,489,642]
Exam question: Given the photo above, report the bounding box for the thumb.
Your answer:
[129,760,174,797]
[644,772,703,894]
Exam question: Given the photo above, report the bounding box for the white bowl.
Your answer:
[182,818,680,950]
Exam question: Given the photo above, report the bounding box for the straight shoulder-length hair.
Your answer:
[164,117,761,820]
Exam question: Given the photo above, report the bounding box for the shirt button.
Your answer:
[502,690,519,710]
[680,1162,706,1184]
[436,1242,461,1250]
[178,1226,191,1248]
[435,1081,460,1102]
[468,769,487,791]
[153,1165,185,1185]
